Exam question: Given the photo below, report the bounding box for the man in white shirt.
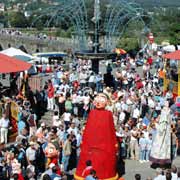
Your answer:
[0,113,10,144]
[59,81,70,94]
[79,70,88,89]
[119,111,126,123]
[132,106,140,123]
[67,122,78,137]
[26,141,37,165]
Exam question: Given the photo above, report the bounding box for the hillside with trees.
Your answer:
[0,0,179,50]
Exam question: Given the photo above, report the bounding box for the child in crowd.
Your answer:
[139,133,146,163]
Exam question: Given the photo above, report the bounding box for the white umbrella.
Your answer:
[0,47,33,61]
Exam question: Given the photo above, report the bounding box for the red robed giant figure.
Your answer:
[75,93,118,180]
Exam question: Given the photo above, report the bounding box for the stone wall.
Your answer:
[0,32,76,53]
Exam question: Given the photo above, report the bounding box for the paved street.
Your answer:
[124,157,180,179]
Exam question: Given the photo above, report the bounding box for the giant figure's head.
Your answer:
[94,93,109,109]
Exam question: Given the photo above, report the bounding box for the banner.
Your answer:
[10,101,19,134]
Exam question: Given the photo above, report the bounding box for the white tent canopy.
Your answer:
[163,45,180,52]
[0,47,34,61]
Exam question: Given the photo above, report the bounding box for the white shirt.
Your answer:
[69,73,78,82]
[53,116,61,127]
[115,102,121,112]
[0,118,9,128]
[155,102,161,111]
[79,72,87,83]
[133,108,140,119]
[119,111,125,122]
[83,96,90,105]
[26,147,36,161]
[148,98,155,108]
[122,70,127,77]
[154,175,166,180]
[171,172,178,180]
[121,102,128,112]
[143,130,149,139]
[63,112,71,122]
[59,84,69,94]
[57,129,65,141]
[76,95,83,104]
[88,75,95,83]
[67,127,78,137]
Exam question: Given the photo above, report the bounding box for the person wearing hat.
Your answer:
[75,93,118,180]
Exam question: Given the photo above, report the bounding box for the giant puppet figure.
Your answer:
[150,101,171,168]
[74,93,118,180]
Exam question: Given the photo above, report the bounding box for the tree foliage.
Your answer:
[1,1,180,50]
[8,11,28,27]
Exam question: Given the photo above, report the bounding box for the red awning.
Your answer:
[0,53,31,73]
[163,50,180,60]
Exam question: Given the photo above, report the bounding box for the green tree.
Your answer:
[168,23,180,45]
[8,11,28,27]
[117,38,139,51]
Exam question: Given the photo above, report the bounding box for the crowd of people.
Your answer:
[0,51,179,180]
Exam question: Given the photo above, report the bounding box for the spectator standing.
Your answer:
[26,142,37,168]
[130,126,139,160]
[27,111,37,137]
[62,134,71,172]
[95,72,103,92]
[47,80,54,111]
[0,113,10,144]
[139,133,146,163]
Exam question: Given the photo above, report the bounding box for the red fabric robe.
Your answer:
[75,109,118,180]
